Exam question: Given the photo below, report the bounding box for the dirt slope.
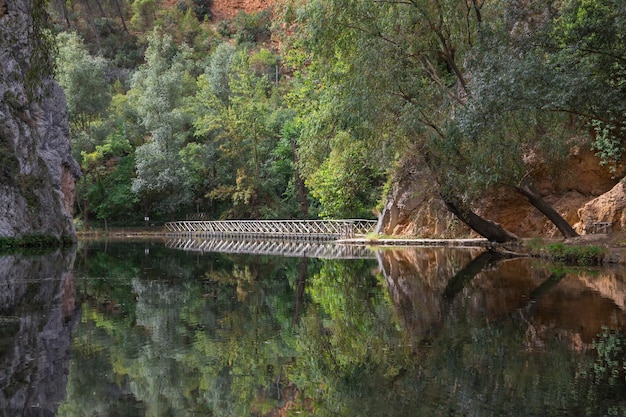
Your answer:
[211,0,275,20]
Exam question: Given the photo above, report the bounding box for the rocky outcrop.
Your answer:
[575,180,626,234]
[376,152,473,237]
[0,0,80,240]
[379,147,619,238]
[211,0,274,20]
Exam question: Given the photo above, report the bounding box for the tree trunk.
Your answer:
[113,0,130,34]
[514,180,579,238]
[290,138,309,217]
[54,0,71,29]
[444,199,518,243]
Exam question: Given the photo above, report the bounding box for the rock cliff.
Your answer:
[378,146,623,239]
[0,0,80,241]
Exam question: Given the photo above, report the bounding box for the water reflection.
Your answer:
[5,240,626,416]
[165,237,376,259]
[0,249,76,417]
[378,248,626,346]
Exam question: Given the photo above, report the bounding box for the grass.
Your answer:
[525,239,608,266]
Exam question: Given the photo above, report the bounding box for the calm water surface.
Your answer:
[2,238,626,416]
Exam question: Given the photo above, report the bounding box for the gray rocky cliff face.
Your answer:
[0,0,80,240]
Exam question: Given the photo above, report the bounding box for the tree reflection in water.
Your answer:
[42,240,626,416]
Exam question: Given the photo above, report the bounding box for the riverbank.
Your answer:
[339,231,626,265]
[76,228,626,264]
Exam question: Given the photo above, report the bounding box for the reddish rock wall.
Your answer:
[479,148,620,237]
[211,0,275,20]
[379,146,621,238]
[575,181,626,234]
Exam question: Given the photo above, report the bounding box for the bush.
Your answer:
[546,242,607,266]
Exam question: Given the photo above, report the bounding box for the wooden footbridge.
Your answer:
[166,238,376,259]
[164,219,378,240]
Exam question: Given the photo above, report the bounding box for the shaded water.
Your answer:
[2,239,626,416]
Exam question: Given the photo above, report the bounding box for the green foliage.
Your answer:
[46,1,315,224]
[55,32,112,131]
[130,30,197,215]
[218,10,273,45]
[545,242,607,266]
[130,0,160,32]
[83,150,139,225]
[190,44,299,218]
[307,133,382,219]
[550,0,626,175]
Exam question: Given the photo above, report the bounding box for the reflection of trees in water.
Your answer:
[287,248,626,417]
[56,242,626,416]
[63,242,316,416]
[284,251,626,417]
[0,249,76,417]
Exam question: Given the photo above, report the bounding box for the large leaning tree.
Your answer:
[286,0,624,242]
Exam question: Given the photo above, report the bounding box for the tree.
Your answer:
[56,31,113,229]
[286,0,590,240]
[55,31,111,132]
[438,0,626,238]
[307,132,383,219]
[272,114,310,218]
[191,45,295,219]
[81,127,138,228]
[285,0,520,239]
[550,0,626,176]
[129,30,197,217]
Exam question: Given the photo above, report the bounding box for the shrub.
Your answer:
[547,242,607,266]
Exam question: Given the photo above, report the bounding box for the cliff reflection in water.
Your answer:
[378,248,626,347]
[0,249,76,417]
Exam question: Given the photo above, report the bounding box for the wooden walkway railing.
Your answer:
[164,219,378,240]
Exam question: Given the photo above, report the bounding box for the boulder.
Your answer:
[376,153,472,238]
[575,181,626,234]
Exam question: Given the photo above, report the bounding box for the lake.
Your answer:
[1,238,626,416]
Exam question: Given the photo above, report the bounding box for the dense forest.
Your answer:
[46,0,625,237]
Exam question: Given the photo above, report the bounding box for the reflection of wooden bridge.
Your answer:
[165,238,376,259]
[164,219,378,240]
